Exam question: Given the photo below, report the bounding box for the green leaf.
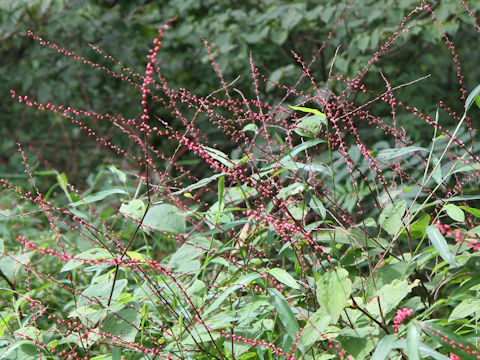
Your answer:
[0,340,32,359]
[108,165,126,183]
[79,279,127,307]
[142,204,186,233]
[126,251,146,262]
[103,308,140,343]
[68,305,104,324]
[366,279,417,316]
[268,268,300,290]
[464,83,480,114]
[218,175,225,207]
[171,173,225,195]
[56,171,70,197]
[69,189,127,207]
[235,272,262,286]
[309,195,326,219]
[448,298,480,322]
[316,268,352,323]
[260,139,325,174]
[371,335,398,360]
[279,182,305,199]
[426,225,457,266]
[452,276,480,296]
[119,199,146,220]
[203,285,241,317]
[459,206,480,218]
[441,195,480,202]
[294,115,326,137]
[400,213,430,239]
[416,343,450,360]
[241,123,258,133]
[430,154,443,184]
[301,308,331,348]
[239,295,270,323]
[443,203,465,222]
[339,327,376,359]
[203,146,235,168]
[451,163,480,174]
[268,288,303,351]
[168,237,206,272]
[288,139,325,158]
[406,324,420,360]
[284,161,332,176]
[393,339,450,360]
[112,347,121,360]
[261,139,324,173]
[289,105,325,116]
[376,146,427,160]
[61,248,112,272]
[89,355,111,360]
[420,322,479,360]
[379,199,406,235]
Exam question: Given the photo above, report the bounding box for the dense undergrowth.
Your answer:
[1,1,480,359]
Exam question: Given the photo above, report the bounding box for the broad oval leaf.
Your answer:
[400,213,430,239]
[294,115,325,137]
[119,199,145,220]
[316,267,352,323]
[142,204,186,234]
[103,308,140,343]
[443,203,465,222]
[241,123,258,133]
[268,268,300,290]
[366,279,417,316]
[426,225,457,266]
[301,308,331,349]
[379,199,406,235]
[79,279,127,307]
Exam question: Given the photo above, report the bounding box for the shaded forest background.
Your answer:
[2,0,480,185]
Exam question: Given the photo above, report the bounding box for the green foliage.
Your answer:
[2,1,480,359]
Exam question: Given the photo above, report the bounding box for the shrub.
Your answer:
[1,2,480,359]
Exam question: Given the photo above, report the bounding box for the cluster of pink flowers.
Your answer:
[435,221,480,251]
[393,308,413,333]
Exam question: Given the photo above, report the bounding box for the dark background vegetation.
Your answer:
[1,0,479,182]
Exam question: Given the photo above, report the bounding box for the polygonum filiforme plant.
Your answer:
[2,3,480,360]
